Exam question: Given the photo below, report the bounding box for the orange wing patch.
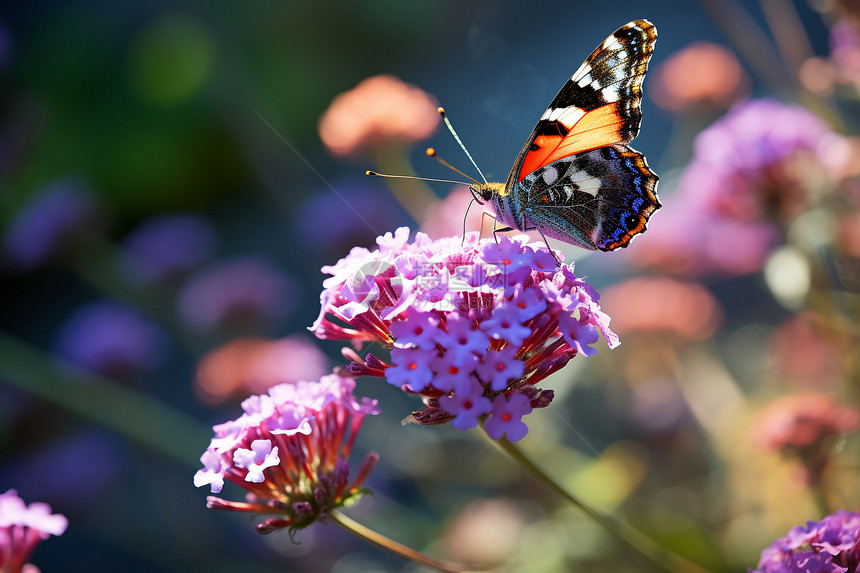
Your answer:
[517,102,625,181]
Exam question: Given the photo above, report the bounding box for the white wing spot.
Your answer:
[541,166,559,185]
[601,86,620,103]
[542,106,585,127]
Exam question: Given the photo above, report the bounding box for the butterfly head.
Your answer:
[468,182,506,205]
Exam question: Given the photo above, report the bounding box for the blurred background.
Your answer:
[1,0,858,571]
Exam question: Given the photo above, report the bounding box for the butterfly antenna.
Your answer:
[365,171,470,186]
[425,148,481,185]
[438,107,488,184]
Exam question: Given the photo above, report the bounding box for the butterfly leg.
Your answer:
[532,226,562,266]
[518,209,562,266]
[492,226,514,247]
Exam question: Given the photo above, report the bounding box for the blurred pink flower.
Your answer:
[802,19,860,95]
[0,489,67,573]
[768,313,843,389]
[753,393,859,452]
[752,393,859,485]
[442,499,531,568]
[194,335,329,404]
[318,74,439,157]
[420,185,486,240]
[836,210,860,259]
[650,42,748,112]
[600,277,721,340]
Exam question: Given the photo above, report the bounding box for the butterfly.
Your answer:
[469,19,660,261]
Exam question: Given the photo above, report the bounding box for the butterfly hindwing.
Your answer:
[507,19,657,185]
[518,144,660,251]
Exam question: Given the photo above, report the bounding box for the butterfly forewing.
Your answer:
[506,19,658,186]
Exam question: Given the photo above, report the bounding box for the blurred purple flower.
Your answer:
[53,300,167,381]
[749,510,860,573]
[0,21,10,74]
[177,257,294,333]
[315,227,618,441]
[0,489,67,573]
[293,178,407,255]
[121,212,216,284]
[2,178,100,273]
[195,374,380,534]
[625,99,851,276]
[1,430,124,509]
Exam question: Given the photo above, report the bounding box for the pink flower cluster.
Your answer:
[311,228,618,441]
[0,489,67,573]
[194,374,380,534]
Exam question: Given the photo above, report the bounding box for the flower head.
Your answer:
[750,510,860,573]
[0,489,67,573]
[195,374,380,534]
[53,300,167,381]
[312,228,618,441]
[318,74,439,157]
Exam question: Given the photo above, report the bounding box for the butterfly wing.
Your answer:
[519,145,660,251]
[505,19,658,188]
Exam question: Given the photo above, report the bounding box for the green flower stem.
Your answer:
[488,432,711,573]
[0,332,209,467]
[329,510,474,573]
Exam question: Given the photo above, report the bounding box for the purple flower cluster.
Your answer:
[0,489,67,573]
[311,227,618,441]
[194,374,380,534]
[750,510,860,573]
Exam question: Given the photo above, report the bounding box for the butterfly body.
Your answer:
[470,19,661,255]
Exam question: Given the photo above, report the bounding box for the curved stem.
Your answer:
[0,332,209,467]
[329,510,474,573]
[488,432,711,573]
